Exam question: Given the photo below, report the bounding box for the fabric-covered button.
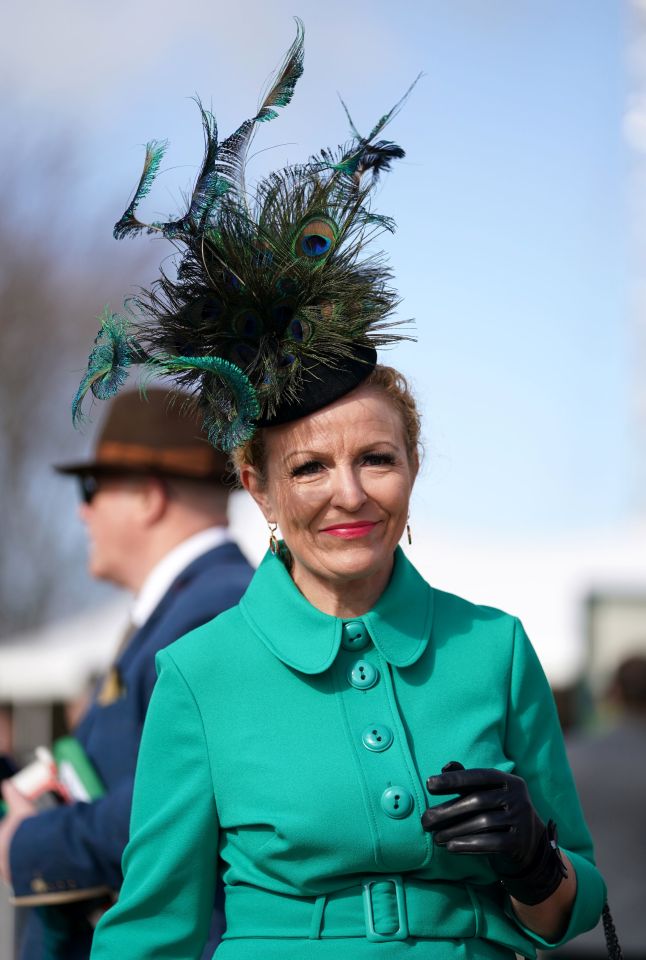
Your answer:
[380,785,414,819]
[341,620,370,652]
[362,724,394,752]
[348,660,379,689]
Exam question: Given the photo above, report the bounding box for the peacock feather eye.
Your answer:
[285,316,312,343]
[293,216,338,261]
[230,341,258,369]
[233,309,263,339]
[254,246,274,267]
[275,276,298,296]
[270,300,295,332]
[201,298,223,324]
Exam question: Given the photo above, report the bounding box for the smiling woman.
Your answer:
[90,359,606,960]
[81,22,606,960]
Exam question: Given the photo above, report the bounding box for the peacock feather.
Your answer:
[72,310,145,425]
[73,20,418,448]
[112,19,304,243]
[147,354,259,451]
[113,141,168,240]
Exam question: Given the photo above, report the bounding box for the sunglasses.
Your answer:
[77,473,160,505]
[77,474,101,505]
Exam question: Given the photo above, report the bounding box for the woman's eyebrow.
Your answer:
[283,449,326,464]
[284,440,399,463]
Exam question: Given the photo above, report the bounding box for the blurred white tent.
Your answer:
[407,520,646,690]
[0,598,129,702]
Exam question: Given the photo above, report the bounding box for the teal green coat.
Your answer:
[91,548,605,960]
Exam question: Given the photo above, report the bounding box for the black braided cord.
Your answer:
[602,902,623,960]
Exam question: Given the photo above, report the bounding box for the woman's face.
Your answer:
[242,383,418,606]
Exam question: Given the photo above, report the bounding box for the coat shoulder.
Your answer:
[432,584,518,628]
[429,585,521,666]
[157,604,246,680]
[178,541,253,605]
[168,546,251,621]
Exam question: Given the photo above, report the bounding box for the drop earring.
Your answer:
[406,516,412,545]
[268,521,279,555]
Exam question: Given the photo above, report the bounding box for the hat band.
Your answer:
[96,442,223,477]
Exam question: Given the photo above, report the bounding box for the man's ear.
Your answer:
[240,465,273,522]
[137,477,169,527]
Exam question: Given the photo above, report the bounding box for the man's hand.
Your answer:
[0,781,36,885]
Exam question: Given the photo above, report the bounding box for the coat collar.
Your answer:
[239,546,434,675]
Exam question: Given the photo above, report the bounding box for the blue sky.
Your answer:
[2,0,634,537]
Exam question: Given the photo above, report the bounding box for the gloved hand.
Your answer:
[421,762,567,906]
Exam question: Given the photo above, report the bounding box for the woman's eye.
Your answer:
[291,460,324,477]
[362,452,396,467]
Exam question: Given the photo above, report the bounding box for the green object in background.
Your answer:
[52,736,105,802]
[0,737,104,817]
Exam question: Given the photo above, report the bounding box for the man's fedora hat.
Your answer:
[56,388,230,482]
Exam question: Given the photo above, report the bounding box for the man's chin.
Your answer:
[87,554,108,581]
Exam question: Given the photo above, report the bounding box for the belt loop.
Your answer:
[308,894,327,939]
[465,883,482,937]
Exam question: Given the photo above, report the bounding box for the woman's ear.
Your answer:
[409,449,420,486]
[240,465,273,521]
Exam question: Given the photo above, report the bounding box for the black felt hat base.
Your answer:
[256,344,377,427]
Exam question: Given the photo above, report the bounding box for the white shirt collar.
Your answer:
[131,526,231,628]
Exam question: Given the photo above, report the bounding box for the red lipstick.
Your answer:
[320,521,378,539]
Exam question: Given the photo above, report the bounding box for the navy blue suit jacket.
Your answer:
[11,540,253,960]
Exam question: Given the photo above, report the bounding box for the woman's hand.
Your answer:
[421,762,568,906]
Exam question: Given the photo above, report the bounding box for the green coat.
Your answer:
[91,548,605,960]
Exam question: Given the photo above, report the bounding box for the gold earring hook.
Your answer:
[268,521,279,555]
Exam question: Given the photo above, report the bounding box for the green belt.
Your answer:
[223,875,536,955]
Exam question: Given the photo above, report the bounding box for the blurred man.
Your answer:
[551,655,646,959]
[0,388,253,960]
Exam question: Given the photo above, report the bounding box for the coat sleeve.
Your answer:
[503,618,606,949]
[10,779,132,897]
[90,648,219,960]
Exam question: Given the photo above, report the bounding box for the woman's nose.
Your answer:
[329,467,367,510]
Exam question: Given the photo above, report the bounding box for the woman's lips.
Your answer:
[320,521,378,539]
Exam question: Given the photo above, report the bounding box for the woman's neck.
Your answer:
[290,556,394,618]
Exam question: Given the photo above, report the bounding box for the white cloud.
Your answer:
[623,95,646,152]
[2,0,181,102]
[1,0,399,116]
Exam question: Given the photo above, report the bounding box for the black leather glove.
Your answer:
[421,762,567,906]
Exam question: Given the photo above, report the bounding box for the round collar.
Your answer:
[239,546,434,674]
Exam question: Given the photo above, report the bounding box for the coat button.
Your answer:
[380,785,414,819]
[347,660,379,689]
[362,724,394,752]
[341,620,370,651]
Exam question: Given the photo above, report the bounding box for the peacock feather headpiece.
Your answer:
[73,20,418,451]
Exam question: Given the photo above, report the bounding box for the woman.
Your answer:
[88,366,604,960]
[74,23,605,959]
